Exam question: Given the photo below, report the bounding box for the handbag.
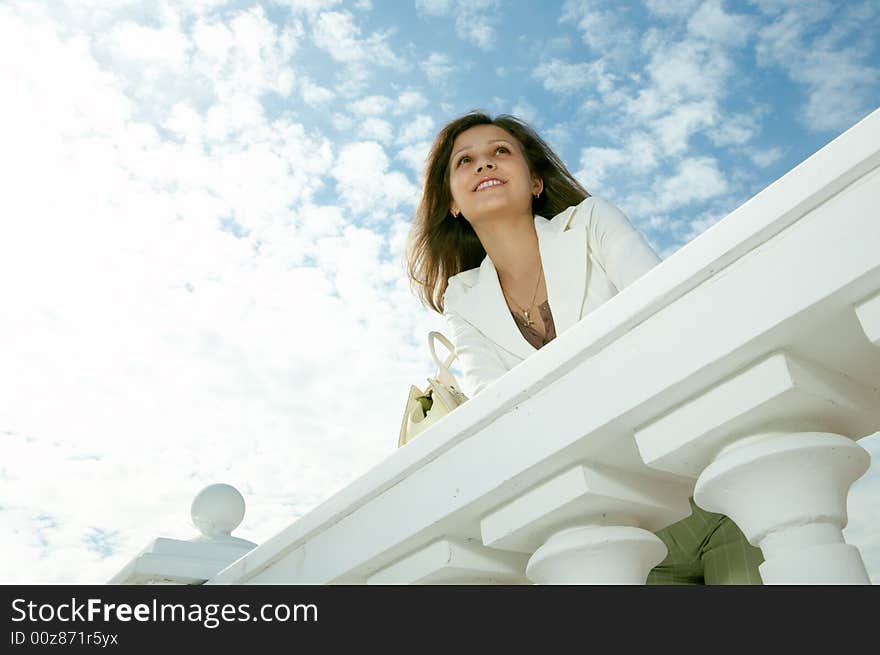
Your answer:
[397,331,468,448]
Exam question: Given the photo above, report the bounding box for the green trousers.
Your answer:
[647,497,764,585]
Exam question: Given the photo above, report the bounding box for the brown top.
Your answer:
[511,300,557,349]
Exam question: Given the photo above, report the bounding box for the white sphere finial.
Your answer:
[191,483,246,539]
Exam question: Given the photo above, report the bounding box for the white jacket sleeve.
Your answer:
[443,308,509,398]
[587,197,661,290]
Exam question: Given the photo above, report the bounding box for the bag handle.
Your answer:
[428,331,464,393]
[428,331,457,371]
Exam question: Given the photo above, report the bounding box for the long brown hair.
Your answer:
[406,111,589,313]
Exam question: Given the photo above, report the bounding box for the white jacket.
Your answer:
[442,196,661,397]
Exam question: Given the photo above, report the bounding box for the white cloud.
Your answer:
[642,38,733,108]
[455,12,496,50]
[168,0,237,15]
[557,3,773,218]
[533,58,612,94]
[512,99,538,124]
[643,0,701,19]
[416,0,499,50]
[578,146,626,187]
[351,95,393,116]
[709,112,759,147]
[393,90,429,115]
[332,112,355,131]
[204,94,266,141]
[652,100,718,155]
[189,7,300,98]
[191,15,234,60]
[362,117,394,142]
[560,0,638,64]
[749,146,783,168]
[299,76,335,105]
[397,114,435,144]
[397,140,432,177]
[415,0,453,15]
[332,141,419,216]
[0,2,441,584]
[754,1,880,133]
[623,132,663,173]
[684,209,726,242]
[105,15,191,68]
[592,30,743,162]
[576,131,660,191]
[308,9,406,98]
[420,52,457,84]
[273,0,342,15]
[311,10,400,66]
[796,50,879,134]
[652,156,728,211]
[687,0,755,47]
[297,203,345,239]
[164,102,203,141]
[543,122,572,151]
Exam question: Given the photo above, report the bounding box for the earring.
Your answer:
[450,209,459,218]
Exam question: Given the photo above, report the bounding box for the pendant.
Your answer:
[522,310,532,327]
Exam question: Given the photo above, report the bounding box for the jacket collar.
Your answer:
[450,211,587,360]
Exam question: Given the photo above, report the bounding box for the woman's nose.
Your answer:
[476,161,495,173]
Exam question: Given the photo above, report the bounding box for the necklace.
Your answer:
[501,261,543,328]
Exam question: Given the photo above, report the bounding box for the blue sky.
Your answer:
[1,0,879,584]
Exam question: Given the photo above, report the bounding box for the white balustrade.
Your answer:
[695,432,870,584]
[634,350,879,584]
[480,465,689,584]
[856,291,880,346]
[366,539,530,584]
[116,107,880,586]
[109,483,256,584]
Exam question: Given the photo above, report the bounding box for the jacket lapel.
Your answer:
[451,213,589,360]
[454,256,535,360]
[537,213,588,336]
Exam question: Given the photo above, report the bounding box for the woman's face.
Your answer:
[447,124,542,223]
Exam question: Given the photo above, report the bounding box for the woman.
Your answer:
[407,110,763,585]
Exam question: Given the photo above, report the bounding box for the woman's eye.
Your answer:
[495,146,509,154]
[456,155,470,167]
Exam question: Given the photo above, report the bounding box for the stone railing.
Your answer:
[111,106,880,585]
[108,484,256,584]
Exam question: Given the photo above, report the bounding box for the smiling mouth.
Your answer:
[474,178,506,192]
